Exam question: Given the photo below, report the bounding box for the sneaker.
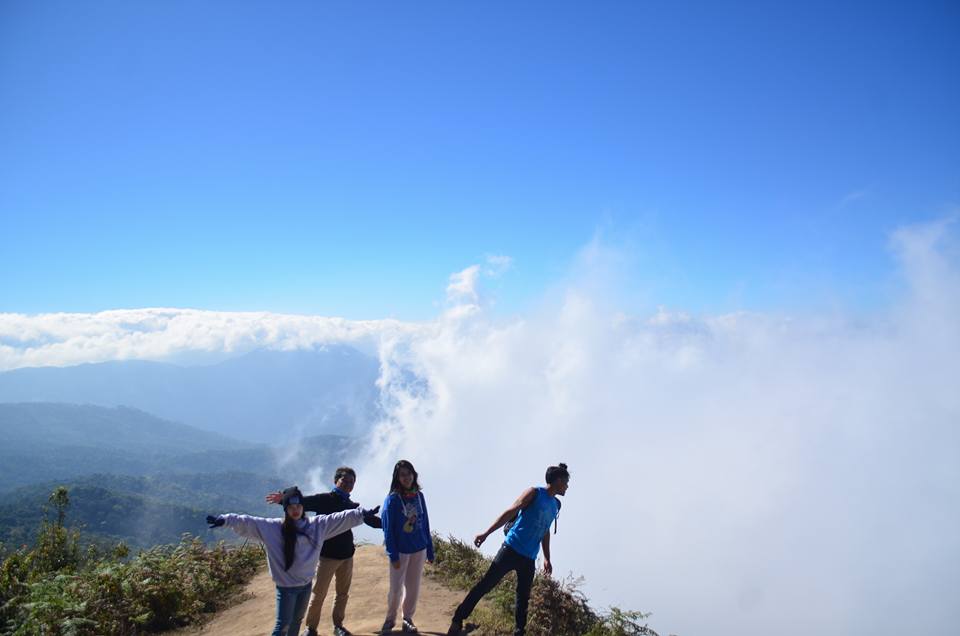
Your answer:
[401,618,418,633]
[333,627,352,636]
[379,620,395,634]
[446,619,463,636]
[301,628,318,636]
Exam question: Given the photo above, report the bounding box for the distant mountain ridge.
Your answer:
[0,402,247,454]
[0,402,362,493]
[0,346,381,442]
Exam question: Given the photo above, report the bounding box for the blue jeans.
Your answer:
[273,583,312,636]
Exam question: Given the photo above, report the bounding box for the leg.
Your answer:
[513,556,535,636]
[384,553,411,625]
[305,557,340,630]
[288,583,312,636]
[272,586,298,636]
[401,549,427,621]
[332,556,354,627]
[452,544,517,623]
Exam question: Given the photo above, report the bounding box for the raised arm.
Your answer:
[473,487,537,548]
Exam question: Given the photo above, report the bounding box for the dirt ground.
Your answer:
[175,544,466,636]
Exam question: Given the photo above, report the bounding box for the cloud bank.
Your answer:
[1,219,957,635]
[0,309,412,371]
[349,218,959,636]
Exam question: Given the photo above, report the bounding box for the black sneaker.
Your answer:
[301,628,318,636]
[379,620,395,634]
[446,619,463,636]
[401,618,418,633]
[333,627,352,636]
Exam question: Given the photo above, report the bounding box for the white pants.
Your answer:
[384,549,427,623]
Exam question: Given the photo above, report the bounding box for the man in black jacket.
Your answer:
[267,467,382,636]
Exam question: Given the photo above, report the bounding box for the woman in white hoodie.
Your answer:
[207,486,375,636]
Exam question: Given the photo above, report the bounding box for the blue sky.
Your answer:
[1,0,957,319]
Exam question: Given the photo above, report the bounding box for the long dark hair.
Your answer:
[279,486,306,571]
[390,459,421,494]
[281,513,298,570]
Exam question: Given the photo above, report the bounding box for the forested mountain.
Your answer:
[0,346,381,442]
[0,473,281,550]
[0,403,362,492]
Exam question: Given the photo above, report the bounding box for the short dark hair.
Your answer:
[334,466,356,483]
[545,462,569,485]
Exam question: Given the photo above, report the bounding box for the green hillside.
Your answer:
[0,473,279,552]
[0,403,360,493]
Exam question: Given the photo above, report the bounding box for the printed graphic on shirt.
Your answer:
[402,497,420,533]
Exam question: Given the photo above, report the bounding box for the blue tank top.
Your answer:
[504,487,559,560]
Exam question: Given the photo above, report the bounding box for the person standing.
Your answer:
[207,486,377,636]
[447,463,570,636]
[265,467,382,636]
[380,460,434,634]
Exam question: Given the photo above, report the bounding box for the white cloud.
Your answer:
[0,308,411,371]
[348,218,960,636]
[445,265,481,305]
[840,188,871,206]
[484,253,513,276]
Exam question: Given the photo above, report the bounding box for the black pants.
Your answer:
[453,544,535,636]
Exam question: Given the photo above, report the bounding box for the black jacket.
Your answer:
[301,491,382,559]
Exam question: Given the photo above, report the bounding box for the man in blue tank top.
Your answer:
[447,463,570,636]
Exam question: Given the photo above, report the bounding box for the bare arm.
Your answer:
[541,531,552,575]
[473,487,537,548]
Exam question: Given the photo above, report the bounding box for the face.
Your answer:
[335,473,356,493]
[397,467,415,490]
[286,503,304,520]
[554,477,570,496]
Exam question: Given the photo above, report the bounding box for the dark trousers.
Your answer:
[453,544,535,636]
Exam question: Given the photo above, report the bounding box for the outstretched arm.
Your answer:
[217,513,272,543]
[473,487,537,548]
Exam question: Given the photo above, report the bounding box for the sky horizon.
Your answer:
[2,1,958,319]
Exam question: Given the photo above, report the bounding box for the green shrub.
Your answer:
[428,534,668,636]
[0,488,263,635]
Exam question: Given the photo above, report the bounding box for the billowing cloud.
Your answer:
[347,218,960,636]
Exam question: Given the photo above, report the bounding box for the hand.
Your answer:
[206,515,225,529]
[392,561,401,570]
[265,491,282,504]
[473,532,488,548]
[361,505,380,520]
[543,559,553,576]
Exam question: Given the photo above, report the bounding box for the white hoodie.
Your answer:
[222,508,364,587]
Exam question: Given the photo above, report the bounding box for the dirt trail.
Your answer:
[175,544,465,636]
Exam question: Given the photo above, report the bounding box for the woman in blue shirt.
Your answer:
[380,459,434,634]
